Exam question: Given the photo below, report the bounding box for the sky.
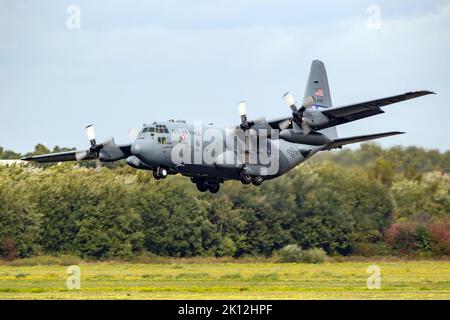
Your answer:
[1,0,450,153]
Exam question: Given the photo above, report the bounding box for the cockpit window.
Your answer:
[155,125,169,133]
[158,137,168,144]
[142,127,149,133]
[149,127,155,133]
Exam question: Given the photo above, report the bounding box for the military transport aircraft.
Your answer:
[22,60,434,193]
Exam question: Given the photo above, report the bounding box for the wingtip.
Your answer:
[409,90,436,95]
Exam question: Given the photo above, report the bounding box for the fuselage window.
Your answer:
[158,137,168,144]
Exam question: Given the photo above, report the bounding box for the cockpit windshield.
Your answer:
[141,124,168,138]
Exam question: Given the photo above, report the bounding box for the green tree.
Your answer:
[0,166,42,257]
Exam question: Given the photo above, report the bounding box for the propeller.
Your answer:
[86,124,96,147]
[74,125,115,170]
[282,92,316,134]
[238,101,265,131]
[128,127,140,141]
[85,125,103,170]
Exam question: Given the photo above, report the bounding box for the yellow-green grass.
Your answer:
[0,261,449,299]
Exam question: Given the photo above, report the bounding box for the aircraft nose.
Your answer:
[131,139,149,156]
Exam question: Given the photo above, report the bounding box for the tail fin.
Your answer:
[304,60,337,138]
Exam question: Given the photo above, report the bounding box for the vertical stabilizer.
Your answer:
[304,60,337,138]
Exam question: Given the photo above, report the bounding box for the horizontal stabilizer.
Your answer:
[324,131,404,150]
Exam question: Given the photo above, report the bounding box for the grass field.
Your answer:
[0,260,449,299]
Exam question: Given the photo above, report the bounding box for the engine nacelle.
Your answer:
[303,108,329,127]
[279,130,332,145]
[126,156,152,170]
[98,145,126,162]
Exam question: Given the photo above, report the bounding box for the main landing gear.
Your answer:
[192,178,221,193]
[239,171,264,186]
[152,166,168,180]
[196,182,220,193]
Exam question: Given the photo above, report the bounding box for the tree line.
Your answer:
[0,143,449,259]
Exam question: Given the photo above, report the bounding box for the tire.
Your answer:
[196,182,208,192]
[239,171,252,184]
[157,166,168,179]
[152,170,160,180]
[208,184,220,194]
[251,176,264,186]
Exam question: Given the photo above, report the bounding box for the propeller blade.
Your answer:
[238,101,247,117]
[283,92,297,111]
[128,127,140,141]
[101,137,114,147]
[85,125,96,146]
[279,119,291,130]
[95,159,103,172]
[252,116,266,124]
[303,95,316,108]
[301,122,312,135]
[75,151,88,161]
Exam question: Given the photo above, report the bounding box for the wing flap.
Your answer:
[325,131,404,150]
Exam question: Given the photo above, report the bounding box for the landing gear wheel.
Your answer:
[157,166,168,179]
[208,184,220,194]
[196,182,208,192]
[251,176,264,186]
[239,171,252,185]
[152,170,160,180]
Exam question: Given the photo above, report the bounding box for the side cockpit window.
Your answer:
[157,137,168,144]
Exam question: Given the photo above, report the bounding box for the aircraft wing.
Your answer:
[319,90,434,129]
[21,149,97,163]
[21,144,132,163]
[269,90,434,131]
[268,116,292,130]
[324,131,404,150]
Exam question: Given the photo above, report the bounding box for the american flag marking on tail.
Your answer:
[314,88,324,97]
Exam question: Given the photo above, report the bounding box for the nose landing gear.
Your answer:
[153,166,168,180]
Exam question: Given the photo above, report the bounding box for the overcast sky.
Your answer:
[1,0,449,153]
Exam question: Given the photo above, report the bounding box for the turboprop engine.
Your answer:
[279,130,331,145]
